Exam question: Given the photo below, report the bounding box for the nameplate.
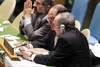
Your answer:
[4,39,14,55]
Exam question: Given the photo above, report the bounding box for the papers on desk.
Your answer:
[0,34,20,40]
[5,56,46,67]
[2,20,10,25]
[89,43,100,58]
[0,27,4,32]
[0,20,10,32]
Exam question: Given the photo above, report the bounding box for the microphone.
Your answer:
[14,43,27,48]
[14,42,29,51]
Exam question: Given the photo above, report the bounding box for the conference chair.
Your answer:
[0,0,16,20]
[81,28,90,42]
[89,2,100,45]
[75,20,81,31]
[71,0,89,30]
[12,11,23,29]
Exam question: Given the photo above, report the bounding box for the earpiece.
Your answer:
[60,24,65,33]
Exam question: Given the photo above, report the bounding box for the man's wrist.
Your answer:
[22,16,31,19]
[23,17,31,27]
[28,44,33,49]
[23,15,31,19]
[30,54,36,61]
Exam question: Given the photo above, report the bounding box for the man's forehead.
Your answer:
[48,8,57,15]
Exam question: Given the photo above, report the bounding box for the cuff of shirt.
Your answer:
[24,17,31,27]
[30,52,49,61]
[28,44,34,49]
[30,54,36,61]
[43,52,49,55]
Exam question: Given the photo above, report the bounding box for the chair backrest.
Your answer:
[12,11,23,29]
[71,0,89,30]
[75,20,81,31]
[89,2,100,41]
[81,28,90,42]
[0,0,16,20]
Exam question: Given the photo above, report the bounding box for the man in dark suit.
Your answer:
[20,12,92,67]
[19,0,55,41]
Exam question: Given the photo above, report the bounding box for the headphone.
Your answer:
[60,24,66,33]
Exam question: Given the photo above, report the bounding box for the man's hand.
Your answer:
[28,48,49,55]
[21,51,32,60]
[23,0,34,18]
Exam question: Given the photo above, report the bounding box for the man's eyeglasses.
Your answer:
[48,17,55,22]
[47,17,54,25]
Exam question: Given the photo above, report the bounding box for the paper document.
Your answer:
[0,27,4,32]
[0,34,20,40]
[2,20,10,25]
[5,56,46,67]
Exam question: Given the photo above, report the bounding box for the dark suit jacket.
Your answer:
[31,28,92,67]
[19,12,51,41]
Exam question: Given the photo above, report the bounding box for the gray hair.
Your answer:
[55,12,75,30]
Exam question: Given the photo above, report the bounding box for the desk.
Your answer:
[0,20,29,43]
[0,19,53,67]
[0,18,30,60]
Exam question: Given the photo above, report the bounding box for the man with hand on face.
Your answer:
[19,0,55,41]
[20,12,92,67]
